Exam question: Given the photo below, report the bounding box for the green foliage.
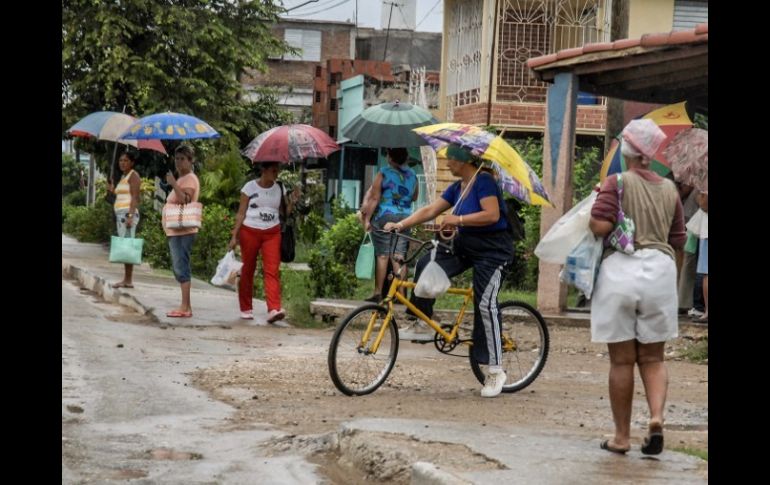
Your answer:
[62,0,291,141]
[191,204,236,278]
[671,447,708,461]
[307,214,364,298]
[679,336,708,364]
[199,139,249,212]
[136,203,170,270]
[63,190,87,207]
[62,200,114,243]
[62,153,85,196]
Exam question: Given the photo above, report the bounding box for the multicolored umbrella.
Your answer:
[600,101,693,181]
[663,128,708,193]
[120,112,220,140]
[342,100,438,148]
[67,111,167,154]
[242,124,340,164]
[413,123,552,206]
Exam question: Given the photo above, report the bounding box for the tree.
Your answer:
[62,0,292,143]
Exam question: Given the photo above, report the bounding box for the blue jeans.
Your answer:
[168,234,197,283]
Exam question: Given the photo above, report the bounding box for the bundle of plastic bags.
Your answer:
[535,191,598,264]
[210,250,243,288]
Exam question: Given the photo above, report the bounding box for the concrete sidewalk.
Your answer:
[62,234,285,327]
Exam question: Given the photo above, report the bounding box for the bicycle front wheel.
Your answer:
[469,301,549,393]
[328,304,399,396]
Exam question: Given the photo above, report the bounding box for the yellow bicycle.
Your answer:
[328,231,549,396]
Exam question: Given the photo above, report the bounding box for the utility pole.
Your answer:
[605,0,629,154]
[383,1,397,61]
[486,0,501,126]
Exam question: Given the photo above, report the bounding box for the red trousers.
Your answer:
[238,225,282,312]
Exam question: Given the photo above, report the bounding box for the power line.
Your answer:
[416,0,441,29]
[285,0,352,17]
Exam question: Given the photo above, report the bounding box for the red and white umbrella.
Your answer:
[663,128,708,193]
[242,124,339,163]
[67,111,167,154]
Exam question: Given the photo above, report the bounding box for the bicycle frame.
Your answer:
[361,274,474,354]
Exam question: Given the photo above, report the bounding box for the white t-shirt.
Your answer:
[241,180,285,230]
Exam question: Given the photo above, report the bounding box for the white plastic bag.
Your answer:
[414,242,451,299]
[535,191,598,264]
[211,250,243,287]
[559,232,603,299]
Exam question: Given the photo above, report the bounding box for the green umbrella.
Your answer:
[342,100,438,148]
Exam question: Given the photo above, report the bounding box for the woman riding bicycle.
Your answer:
[384,144,514,398]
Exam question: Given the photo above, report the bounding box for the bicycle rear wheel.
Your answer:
[469,301,549,393]
[328,304,399,396]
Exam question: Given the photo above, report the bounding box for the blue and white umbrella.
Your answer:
[120,112,220,140]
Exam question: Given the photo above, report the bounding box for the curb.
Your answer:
[62,260,159,323]
[411,462,472,485]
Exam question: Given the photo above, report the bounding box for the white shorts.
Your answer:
[590,249,678,344]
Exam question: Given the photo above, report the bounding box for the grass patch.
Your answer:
[672,447,708,461]
[679,337,708,364]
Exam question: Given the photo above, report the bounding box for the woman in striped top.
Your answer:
[108,151,141,288]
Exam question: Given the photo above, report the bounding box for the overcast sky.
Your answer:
[281,0,443,33]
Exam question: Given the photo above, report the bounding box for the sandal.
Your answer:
[641,422,664,455]
[692,314,708,323]
[600,440,629,454]
[166,310,193,318]
[113,282,134,289]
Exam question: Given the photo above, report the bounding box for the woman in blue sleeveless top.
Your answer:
[358,147,418,302]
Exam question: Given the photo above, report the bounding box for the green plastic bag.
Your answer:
[355,233,375,280]
[109,236,144,265]
[684,231,698,254]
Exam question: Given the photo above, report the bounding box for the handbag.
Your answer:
[355,233,375,279]
[109,235,144,265]
[604,174,635,254]
[276,181,296,263]
[162,202,203,230]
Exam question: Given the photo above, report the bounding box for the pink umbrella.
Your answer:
[663,128,708,193]
[242,124,339,163]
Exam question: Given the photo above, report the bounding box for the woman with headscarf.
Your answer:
[589,119,686,455]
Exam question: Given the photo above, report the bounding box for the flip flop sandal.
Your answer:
[641,433,664,455]
[166,310,193,318]
[600,440,629,454]
[113,283,134,288]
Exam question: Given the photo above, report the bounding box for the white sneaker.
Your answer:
[687,308,705,318]
[480,370,507,398]
[267,308,286,323]
[240,310,254,320]
[398,320,434,341]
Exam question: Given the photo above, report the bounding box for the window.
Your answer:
[673,0,708,31]
[315,91,321,103]
[330,98,337,111]
[329,126,336,138]
[284,29,321,62]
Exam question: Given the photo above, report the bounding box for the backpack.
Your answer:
[502,197,526,242]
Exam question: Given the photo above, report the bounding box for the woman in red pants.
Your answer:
[229,162,299,323]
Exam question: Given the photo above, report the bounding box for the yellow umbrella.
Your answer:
[414,123,552,206]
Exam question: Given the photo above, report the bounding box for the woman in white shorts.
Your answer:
[589,119,686,456]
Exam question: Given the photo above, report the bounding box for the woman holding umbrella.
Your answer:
[108,151,141,288]
[383,144,514,398]
[228,162,301,323]
[357,147,419,303]
[164,145,201,318]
